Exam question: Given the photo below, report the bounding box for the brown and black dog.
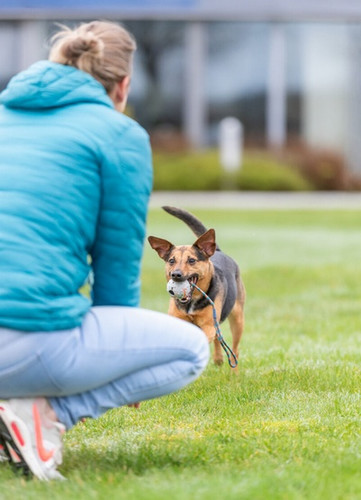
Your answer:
[148,206,245,366]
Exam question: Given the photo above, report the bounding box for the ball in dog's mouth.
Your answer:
[167,279,193,303]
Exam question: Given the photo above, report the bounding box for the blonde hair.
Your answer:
[49,21,136,93]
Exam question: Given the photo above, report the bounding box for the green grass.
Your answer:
[2,208,361,499]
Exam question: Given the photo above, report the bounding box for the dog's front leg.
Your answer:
[197,299,226,365]
[201,324,223,365]
[196,307,225,365]
[212,338,224,365]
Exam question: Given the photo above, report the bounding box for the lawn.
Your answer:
[2,208,361,499]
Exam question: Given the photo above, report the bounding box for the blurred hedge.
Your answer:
[152,149,313,191]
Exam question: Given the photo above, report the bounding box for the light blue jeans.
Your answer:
[0,307,209,429]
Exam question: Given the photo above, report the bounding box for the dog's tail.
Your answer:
[162,206,221,251]
[162,206,208,237]
[163,206,222,251]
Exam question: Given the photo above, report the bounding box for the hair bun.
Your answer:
[49,21,136,93]
[62,31,104,62]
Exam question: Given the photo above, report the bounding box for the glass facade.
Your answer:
[206,22,269,145]
[0,19,360,167]
[124,21,186,130]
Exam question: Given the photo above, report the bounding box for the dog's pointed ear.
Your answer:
[148,236,174,261]
[193,229,216,258]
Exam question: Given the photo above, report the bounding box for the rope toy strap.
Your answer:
[191,283,238,368]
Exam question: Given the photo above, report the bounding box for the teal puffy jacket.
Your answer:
[0,61,153,331]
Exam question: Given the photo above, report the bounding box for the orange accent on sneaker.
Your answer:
[11,422,25,447]
[32,403,55,462]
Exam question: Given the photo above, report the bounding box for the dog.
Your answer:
[148,206,245,366]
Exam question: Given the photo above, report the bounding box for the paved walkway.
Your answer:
[150,191,361,210]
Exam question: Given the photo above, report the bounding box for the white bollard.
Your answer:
[219,117,243,173]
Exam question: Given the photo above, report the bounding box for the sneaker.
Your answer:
[0,398,65,480]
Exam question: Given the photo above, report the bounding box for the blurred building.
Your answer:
[1,1,361,173]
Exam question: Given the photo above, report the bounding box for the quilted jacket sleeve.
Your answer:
[90,120,153,307]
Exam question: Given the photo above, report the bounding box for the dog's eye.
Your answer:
[188,258,196,264]
[168,257,176,265]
